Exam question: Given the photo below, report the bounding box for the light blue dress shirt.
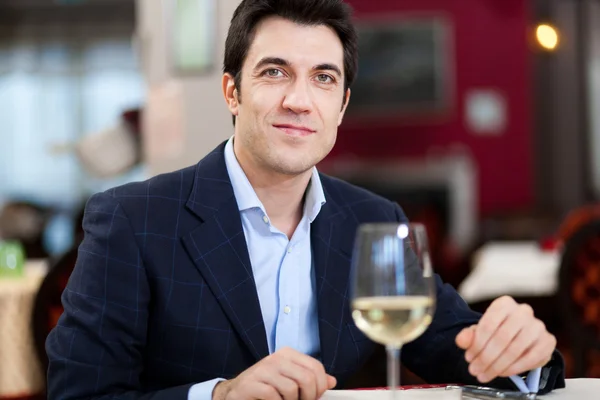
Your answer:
[188,136,325,399]
[510,368,541,393]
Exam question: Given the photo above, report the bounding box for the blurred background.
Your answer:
[0,0,599,397]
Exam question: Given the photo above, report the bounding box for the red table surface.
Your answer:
[356,384,456,390]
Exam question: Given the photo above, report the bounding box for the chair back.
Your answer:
[558,219,600,376]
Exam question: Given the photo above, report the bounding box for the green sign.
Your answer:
[0,241,25,278]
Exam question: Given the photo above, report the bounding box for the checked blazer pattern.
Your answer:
[46,141,558,399]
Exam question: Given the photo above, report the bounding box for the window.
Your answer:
[0,27,145,254]
[0,30,144,207]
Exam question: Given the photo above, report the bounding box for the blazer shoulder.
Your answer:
[318,172,408,222]
[97,164,197,212]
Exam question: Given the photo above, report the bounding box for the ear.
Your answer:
[338,89,351,126]
[222,73,239,117]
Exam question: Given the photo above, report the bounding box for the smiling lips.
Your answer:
[273,124,316,137]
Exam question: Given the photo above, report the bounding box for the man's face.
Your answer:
[224,16,350,177]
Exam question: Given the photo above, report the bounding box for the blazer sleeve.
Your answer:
[393,204,565,394]
[45,192,193,400]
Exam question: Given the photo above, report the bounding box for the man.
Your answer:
[46,0,565,399]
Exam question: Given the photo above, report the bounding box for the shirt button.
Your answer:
[284,306,291,314]
[287,246,292,254]
[262,215,269,224]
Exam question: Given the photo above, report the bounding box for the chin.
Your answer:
[276,164,314,176]
[272,157,318,176]
[267,147,329,175]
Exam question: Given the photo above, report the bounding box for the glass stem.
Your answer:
[386,345,401,398]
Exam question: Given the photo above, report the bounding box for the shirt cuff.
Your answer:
[526,367,541,392]
[509,367,541,393]
[188,378,226,400]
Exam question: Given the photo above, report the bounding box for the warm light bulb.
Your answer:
[536,24,559,50]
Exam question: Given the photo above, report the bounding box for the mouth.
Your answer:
[273,124,316,137]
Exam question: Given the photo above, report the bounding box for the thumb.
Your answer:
[327,374,337,389]
[456,325,476,350]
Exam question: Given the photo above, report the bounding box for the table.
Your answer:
[458,242,561,304]
[322,379,600,399]
[0,260,48,398]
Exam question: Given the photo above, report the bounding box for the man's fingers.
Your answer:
[276,358,318,400]
[327,375,337,389]
[474,321,543,383]
[468,307,532,379]
[253,361,297,400]
[465,297,520,362]
[282,347,330,396]
[255,383,284,400]
[500,333,557,377]
[270,375,300,400]
[240,347,332,400]
[291,355,329,394]
[456,325,476,350]
[232,382,283,400]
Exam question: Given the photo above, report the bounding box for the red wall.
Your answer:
[329,0,534,217]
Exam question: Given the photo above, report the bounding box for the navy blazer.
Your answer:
[46,142,564,399]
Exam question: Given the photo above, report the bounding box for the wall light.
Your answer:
[536,23,559,51]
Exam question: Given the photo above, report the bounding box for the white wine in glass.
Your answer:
[352,296,433,346]
[350,223,436,399]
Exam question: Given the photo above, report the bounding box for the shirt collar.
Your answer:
[223,135,326,222]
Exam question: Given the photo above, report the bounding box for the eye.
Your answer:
[264,68,284,78]
[316,74,334,84]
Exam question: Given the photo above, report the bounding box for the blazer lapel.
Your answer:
[311,184,355,373]
[181,145,269,363]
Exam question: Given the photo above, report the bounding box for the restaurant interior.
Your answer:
[1,0,600,398]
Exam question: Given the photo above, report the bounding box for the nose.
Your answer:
[282,78,313,114]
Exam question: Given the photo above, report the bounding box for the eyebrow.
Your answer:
[313,63,342,78]
[254,57,290,71]
[253,57,343,78]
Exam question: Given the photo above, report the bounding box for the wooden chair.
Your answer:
[558,219,600,377]
[31,246,79,375]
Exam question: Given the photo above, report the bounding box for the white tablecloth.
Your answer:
[0,259,48,397]
[322,379,600,399]
[458,242,561,304]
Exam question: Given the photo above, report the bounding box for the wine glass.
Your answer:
[350,223,436,399]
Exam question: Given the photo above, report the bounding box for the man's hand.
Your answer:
[455,296,556,384]
[212,347,337,400]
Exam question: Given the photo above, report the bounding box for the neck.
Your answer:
[233,145,312,238]
[249,168,311,223]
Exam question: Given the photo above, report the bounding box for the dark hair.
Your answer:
[224,0,358,125]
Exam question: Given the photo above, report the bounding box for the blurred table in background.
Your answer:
[0,260,48,398]
[458,241,561,304]
[457,241,568,360]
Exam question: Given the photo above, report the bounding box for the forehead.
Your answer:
[245,16,344,72]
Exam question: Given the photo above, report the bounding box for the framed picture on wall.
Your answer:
[166,0,217,75]
[346,14,454,123]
